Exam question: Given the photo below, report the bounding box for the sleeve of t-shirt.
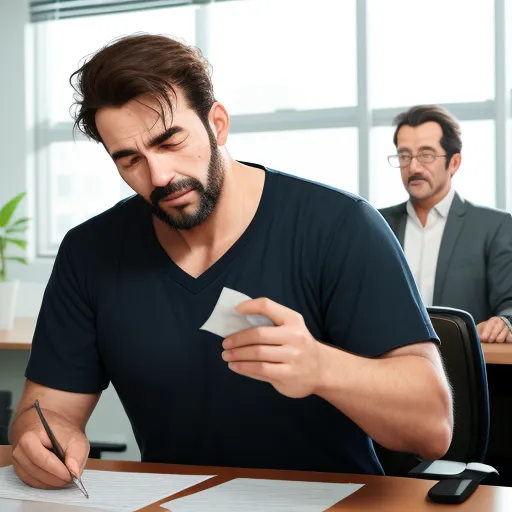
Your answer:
[25,230,109,393]
[321,199,438,357]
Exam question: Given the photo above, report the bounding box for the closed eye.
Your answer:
[120,156,141,169]
[161,133,189,150]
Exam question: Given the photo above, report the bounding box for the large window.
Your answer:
[32,0,509,256]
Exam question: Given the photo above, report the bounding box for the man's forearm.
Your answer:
[10,382,100,447]
[314,343,453,460]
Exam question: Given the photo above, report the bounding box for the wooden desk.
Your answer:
[1,446,512,511]
[481,344,512,365]
[3,317,512,365]
[0,318,34,351]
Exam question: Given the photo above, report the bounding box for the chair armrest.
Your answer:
[409,460,501,485]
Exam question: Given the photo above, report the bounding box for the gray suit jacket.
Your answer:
[379,193,512,324]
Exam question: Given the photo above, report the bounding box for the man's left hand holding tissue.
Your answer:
[222,297,322,399]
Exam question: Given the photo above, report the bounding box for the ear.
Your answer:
[448,153,461,178]
[208,102,230,146]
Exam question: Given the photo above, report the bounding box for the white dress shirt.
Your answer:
[403,188,456,307]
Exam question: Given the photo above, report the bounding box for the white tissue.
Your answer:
[200,287,274,338]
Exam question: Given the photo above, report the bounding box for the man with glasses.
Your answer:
[379,105,512,343]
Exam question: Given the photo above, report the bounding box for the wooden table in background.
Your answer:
[0,318,35,351]
[481,344,512,365]
[2,317,512,365]
[1,445,512,511]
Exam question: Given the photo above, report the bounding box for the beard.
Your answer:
[148,126,224,230]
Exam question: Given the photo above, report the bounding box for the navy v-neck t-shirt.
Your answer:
[26,163,437,475]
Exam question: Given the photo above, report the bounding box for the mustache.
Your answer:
[408,174,428,183]
[150,178,203,205]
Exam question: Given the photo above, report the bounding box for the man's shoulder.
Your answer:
[64,195,143,249]
[268,169,395,243]
[270,168,365,213]
[464,198,512,225]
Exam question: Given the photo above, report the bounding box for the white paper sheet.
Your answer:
[0,497,110,512]
[161,478,364,512]
[0,465,214,511]
[200,287,274,338]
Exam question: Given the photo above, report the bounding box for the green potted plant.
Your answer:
[0,192,29,330]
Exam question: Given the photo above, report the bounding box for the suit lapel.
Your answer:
[389,203,407,247]
[433,193,467,303]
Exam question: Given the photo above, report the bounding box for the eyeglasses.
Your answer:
[387,152,446,168]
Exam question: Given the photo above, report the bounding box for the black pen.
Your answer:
[34,399,89,498]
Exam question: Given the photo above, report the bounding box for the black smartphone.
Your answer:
[428,478,479,504]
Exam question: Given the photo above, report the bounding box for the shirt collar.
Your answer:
[433,187,455,218]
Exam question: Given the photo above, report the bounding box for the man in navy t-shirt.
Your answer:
[10,34,453,490]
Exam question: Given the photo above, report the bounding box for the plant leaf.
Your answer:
[0,192,26,228]
[6,257,28,265]
[8,217,30,228]
[4,237,27,250]
[6,226,29,234]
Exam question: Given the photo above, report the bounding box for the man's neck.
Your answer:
[153,156,265,276]
[410,186,452,227]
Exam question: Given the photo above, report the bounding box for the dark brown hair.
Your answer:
[393,105,462,167]
[70,33,216,143]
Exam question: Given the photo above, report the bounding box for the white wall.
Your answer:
[0,0,139,462]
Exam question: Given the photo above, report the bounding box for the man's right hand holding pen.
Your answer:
[9,380,99,490]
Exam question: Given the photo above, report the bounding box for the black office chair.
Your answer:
[0,390,126,458]
[0,391,12,445]
[89,441,127,459]
[374,306,490,477]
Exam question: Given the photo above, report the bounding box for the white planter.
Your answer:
[0,280,20,330]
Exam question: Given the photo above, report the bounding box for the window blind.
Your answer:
[30,0,235,22]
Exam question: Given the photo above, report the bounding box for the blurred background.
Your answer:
[1,0,512,461]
